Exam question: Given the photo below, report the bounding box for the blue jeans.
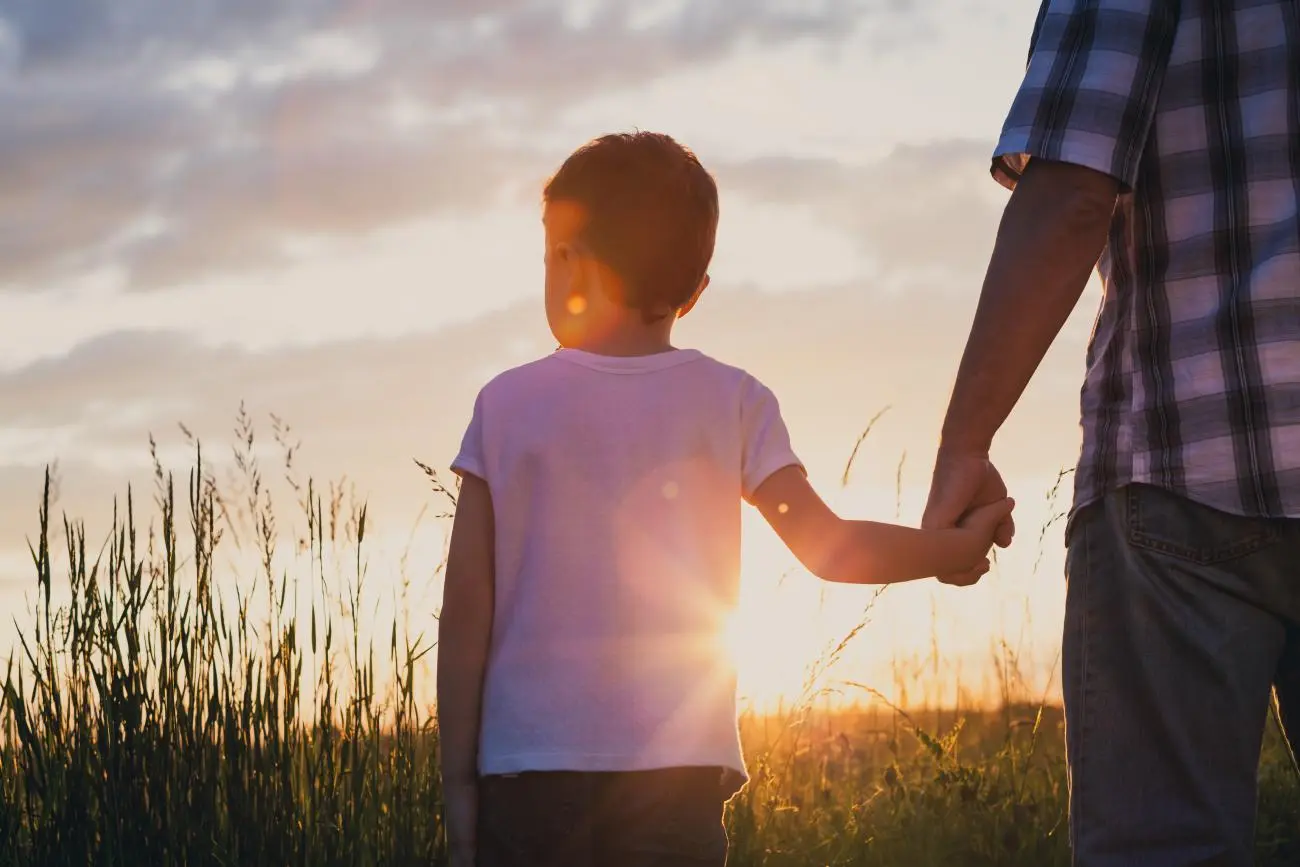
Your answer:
[1065,484,1300,866]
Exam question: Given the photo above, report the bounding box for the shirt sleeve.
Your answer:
[740,377,804,502]
[992,0,1181,192]
[450,389,488,482]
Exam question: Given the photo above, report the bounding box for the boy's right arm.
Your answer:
[751,466,1012,586]
[437,473,495,866]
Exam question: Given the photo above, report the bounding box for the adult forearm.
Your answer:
[940,159,1118,455]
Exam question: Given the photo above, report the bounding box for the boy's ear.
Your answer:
[553,241,578,270]
[554,241,589,292]
[676,274,710,319]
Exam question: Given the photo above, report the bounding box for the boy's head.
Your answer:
[542,132,719,347]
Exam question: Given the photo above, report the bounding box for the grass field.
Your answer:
[2,420,1297,865]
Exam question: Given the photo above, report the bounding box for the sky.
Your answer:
[0,0,1098,708]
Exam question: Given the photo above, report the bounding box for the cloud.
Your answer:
[0,0,905,295]
[717,139,1007,279]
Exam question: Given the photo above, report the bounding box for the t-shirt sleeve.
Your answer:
[450,389,488,482]
[992,0,1180,192]
[740,378,804,502]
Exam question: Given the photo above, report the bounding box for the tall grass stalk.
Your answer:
[1,416,447,867]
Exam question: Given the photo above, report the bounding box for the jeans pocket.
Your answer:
[1125,484,1282,565]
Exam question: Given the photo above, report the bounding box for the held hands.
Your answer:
[923,450,1017,587]
[954,496,1016,583]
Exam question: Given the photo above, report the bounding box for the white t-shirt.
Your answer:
[451,347,801,781]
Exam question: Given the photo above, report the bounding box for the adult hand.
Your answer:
[923,449,1016,586]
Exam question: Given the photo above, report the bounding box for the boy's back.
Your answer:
[453,347,800,779]
[435,131,1010,867]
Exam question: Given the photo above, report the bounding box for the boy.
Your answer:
[437,132,1013,867]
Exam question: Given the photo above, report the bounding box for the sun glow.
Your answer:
[722,607,806,711]
[725,512,854,711]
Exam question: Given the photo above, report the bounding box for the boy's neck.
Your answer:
[567,320,678,358]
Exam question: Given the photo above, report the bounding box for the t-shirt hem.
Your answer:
[480,752,747,779]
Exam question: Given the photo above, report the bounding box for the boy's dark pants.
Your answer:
[1064,484,1300,867]
[476,767,730,867]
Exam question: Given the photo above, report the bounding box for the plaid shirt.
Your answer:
[994,0,1300,519]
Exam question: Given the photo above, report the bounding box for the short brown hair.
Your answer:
[544,132,719,322]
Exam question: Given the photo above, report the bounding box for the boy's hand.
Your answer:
[949,497,1016,586]
[924,451,1015,586]
[445,779,478,867]
[959,496,1016,536]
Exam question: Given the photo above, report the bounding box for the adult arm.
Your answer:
[923,0,1181,583]
[937,158,1118,457]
